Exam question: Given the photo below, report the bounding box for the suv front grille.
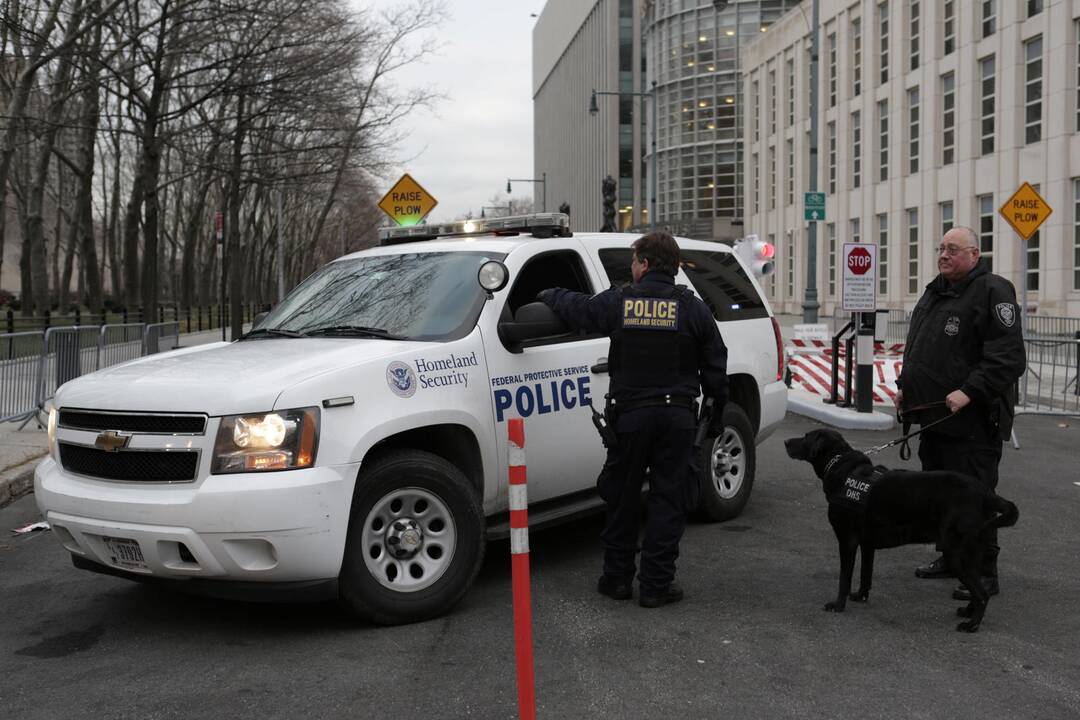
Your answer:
[59,443,199,482]
[59,410,206,434]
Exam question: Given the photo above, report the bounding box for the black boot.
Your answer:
[952,576,1000,601]
[597,575,633,600]
[639,582,684,608]
[915,555,956,579]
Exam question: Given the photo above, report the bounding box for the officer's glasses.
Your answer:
[937,244,976,257]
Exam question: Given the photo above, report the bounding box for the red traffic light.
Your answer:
[757,241,775,259]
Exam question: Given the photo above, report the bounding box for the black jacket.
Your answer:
[897,259,1025,439]
[541,271,728,406]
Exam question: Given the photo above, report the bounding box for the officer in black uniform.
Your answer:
[537,232,728,608]
[895,226,1025,599]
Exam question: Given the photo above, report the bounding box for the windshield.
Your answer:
[257,251,504,341]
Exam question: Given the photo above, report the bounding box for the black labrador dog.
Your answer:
[784,428,1018,632]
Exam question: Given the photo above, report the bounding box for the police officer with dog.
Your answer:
[537,231,728,608]
[895,226,1025,600]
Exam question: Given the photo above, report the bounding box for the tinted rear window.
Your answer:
[597,247,768,321]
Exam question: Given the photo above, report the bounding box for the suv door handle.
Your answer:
[591,358,609,374]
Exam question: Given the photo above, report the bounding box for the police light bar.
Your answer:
[379,213,572,245]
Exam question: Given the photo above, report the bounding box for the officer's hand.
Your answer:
[535,289,554,305]
[945,389,970,414]
[708,404,726,435]
[893,390,903,410]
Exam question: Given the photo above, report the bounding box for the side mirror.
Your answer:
[498,301,568,344]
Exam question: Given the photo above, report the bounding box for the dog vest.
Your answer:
[828,469,885,513]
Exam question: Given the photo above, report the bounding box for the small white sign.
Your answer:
[793,323,830,341]
[842,242,877,312]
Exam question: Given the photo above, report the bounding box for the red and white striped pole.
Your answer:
[508,418,536,720]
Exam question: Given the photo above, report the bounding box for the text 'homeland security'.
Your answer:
[415,351,477,390]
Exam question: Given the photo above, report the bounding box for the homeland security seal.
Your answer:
[995,302,1016,328]
[944,315,960,336]
[386,361,417,398]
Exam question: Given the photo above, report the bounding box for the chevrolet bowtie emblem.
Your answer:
[94,430,131,452]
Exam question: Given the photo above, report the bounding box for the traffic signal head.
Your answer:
[734,236,775,278]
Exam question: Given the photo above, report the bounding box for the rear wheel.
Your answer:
[339,450,485,625]
[695,403,756,522]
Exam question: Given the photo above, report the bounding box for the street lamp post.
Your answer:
[506,173,547,212]
[802,0,821,323]
[589,83,657,231]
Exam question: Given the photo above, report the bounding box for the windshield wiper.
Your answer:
[239,327,306,340]
[303,325,406,340]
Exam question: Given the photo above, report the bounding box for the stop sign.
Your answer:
[847,246,872,275]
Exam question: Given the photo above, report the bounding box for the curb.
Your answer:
[786,392,896,431]
[0,454,45,509]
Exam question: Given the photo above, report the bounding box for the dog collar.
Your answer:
[823,454,844,476]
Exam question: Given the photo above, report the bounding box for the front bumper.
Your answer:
[34,456,358,585]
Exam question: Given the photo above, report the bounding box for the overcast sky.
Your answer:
[359,1,541,223]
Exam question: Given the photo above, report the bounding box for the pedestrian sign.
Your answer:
[379,173,438,227]
[999,182,1051,241]
[804,192,826,222]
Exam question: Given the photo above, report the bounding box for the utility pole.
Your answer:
[802,0,821,323]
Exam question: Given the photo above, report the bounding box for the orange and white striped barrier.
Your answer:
[787,352,902,404]
[508,418,536,720]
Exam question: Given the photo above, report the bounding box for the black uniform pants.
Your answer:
[917,429,1003,576]
[597,406,696,594]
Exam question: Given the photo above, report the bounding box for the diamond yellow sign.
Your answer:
[378,173,438,227]
[999,182,1052,241]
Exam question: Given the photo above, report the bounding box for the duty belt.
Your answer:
[611,394,696,412]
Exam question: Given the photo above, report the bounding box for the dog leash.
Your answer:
[863,401,951,459]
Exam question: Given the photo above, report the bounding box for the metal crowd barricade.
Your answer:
[0,331,46,422]
[98,323,146,369]
[1017,335,1080,418]
[35,326,103,415]
[143,321,180,355]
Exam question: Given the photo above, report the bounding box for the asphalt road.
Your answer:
[2,412,1078,720]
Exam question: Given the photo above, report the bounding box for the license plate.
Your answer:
[103,536,148,571]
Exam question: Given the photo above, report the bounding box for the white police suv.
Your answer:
[35,214,786,624]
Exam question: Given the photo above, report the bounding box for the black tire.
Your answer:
[339,449,485,625]
[695,403,756,522]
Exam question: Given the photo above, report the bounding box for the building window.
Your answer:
[907,208,919,294]
[852,111,861,189]
[980,56,995,156]
[752,152,759,214]
[878,1,889,85]
[852,17,862,97]
[943,1,956,56]
[909,1,920,71]
[1074,180,1080,289]
[878,100,888,182]
[786,138,794,205]
[1025,37,1043,145]
[978,194,994,270]
[786,57,795,127]
[907,87,920,174]
[752,79,760,143]
[982,0,996,38]
[940,201,954,237]
[827,223,837,296]
[877,213,889,295]
[828,121,837,193]
[942,73,955,165]
[769,145,777,210]
[828,32,837,108]
[786,230,795,298]
[1027,0,1043,18]
[769,68,777,136]
[851,217,861,244]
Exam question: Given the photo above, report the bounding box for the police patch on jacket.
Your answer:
[995,302,1016,328]
[621,297,679,330]
[828,471,883,512]
[944,315,960,336]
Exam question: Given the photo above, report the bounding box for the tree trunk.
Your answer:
[228,90,246,340]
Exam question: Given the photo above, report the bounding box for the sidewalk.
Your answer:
[0,326,241,509]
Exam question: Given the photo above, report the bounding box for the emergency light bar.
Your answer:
[378,213,572,245]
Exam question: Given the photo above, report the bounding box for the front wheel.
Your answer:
[695,403,756,522]
[339,450,485,625]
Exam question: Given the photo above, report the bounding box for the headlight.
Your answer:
[47,402,58,460]
[212,407,319,474]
